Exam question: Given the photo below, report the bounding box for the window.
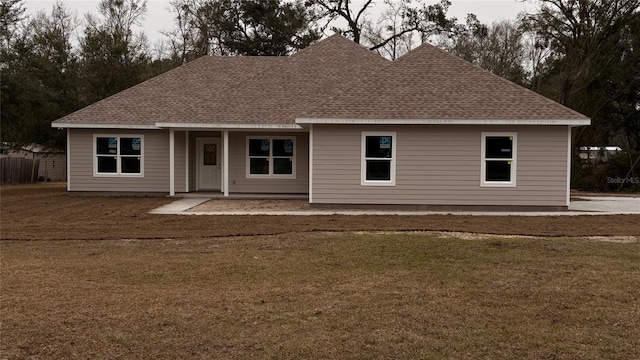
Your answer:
[246,137,295,177]
[361,132,396,186]
[481,133,516,187]
[94,135,143,176]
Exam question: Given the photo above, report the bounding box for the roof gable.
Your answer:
[300,42,589,122]
[199,34,391,125]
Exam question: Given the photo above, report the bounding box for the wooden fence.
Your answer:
[0,158,41,184]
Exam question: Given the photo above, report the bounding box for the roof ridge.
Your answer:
[291,33,384,60]
[396,42,589,120]
[290,33,341,57]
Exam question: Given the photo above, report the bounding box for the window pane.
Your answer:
[273,158,292,174]
[121,157,141,173]
[486,161,511,181]
[366,160,391,181]
[120,138,142,155]
[486,136,512,158]
[366,136,392,158]
[249,139,270,156]
[249,158,269,174]
[273,139,294,156]
[97,156,117,173]
[97,137,117,155]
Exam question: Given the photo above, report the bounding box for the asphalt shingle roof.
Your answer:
[53,34,588,127]
[301,42,588,121]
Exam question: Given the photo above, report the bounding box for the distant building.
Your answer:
[0,143,66,181]
[578,146,622,163]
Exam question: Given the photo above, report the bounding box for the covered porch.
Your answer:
[165,127,310,197]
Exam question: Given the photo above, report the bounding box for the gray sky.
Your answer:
[24,0,535,45]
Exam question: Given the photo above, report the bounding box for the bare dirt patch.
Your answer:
[190,199,312,212]
[2,183,640,240]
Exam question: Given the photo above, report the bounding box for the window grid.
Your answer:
[94,135,143,177]
[246,137,296,178]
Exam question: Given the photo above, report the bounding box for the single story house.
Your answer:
[52,35,590,210]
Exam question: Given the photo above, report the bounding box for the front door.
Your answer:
[197,138,221,191]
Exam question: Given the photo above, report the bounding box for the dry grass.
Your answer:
[2,234,639,359]
[1,184,640,359]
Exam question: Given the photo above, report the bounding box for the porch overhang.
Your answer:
[155,122,305,131]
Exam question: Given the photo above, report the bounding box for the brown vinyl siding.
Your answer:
[68,129,170,192]
[312,125,568,206]
[227,132,309,194]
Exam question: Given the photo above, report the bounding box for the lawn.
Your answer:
[1,184,639,359]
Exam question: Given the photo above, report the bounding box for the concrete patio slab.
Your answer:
[149,198,210,214]
[568,196,640,214]
[149,196,639,216]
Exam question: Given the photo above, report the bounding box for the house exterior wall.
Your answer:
[227,131,309,194]
[68,128,174,192]
[311,125,569,207]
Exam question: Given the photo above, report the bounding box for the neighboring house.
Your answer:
[52,35,590,209]
[579,146,622,163]
[0,143,66,181]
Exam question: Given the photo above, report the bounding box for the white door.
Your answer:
[197,138,221,190]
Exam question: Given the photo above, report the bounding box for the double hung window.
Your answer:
[361,132,396,186]
[94,135,143,176]
[247,137,295,177]
[481,133,516,187]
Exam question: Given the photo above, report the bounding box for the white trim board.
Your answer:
[295,118,591,126]
[156,122,304,130]
[53,123,159,129]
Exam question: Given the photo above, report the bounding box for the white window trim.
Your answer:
[93,134,144,177]
[481,132,516,187]
[361,131,396,187]
[245,136,296,179]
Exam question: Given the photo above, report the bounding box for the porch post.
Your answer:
[185,130,189,192]
[223,130,229,197]
[66,128,70,191]
[169,129,175,196]
[566,126,571,207]
[308,124,313,203]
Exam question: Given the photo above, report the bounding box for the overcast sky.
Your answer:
[23,0,537,45]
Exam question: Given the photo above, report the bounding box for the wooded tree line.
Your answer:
[1,0,638,190]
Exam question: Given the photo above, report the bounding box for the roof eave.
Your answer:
[52,123,160,129]
[155,122,305,130]
[295,118,591,126]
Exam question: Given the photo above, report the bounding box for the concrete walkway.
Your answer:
[149,196,640,216]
